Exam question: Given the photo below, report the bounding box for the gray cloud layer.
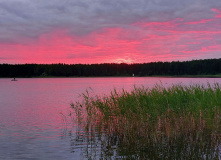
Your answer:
[0,0,221,44]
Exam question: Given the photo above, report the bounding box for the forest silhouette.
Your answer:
[0,58,221,77]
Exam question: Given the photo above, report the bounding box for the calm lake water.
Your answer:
[1,77,221,159]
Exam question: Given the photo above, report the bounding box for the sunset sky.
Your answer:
[0,0,221,64]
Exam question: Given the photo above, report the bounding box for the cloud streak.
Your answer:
[0,0,221,63]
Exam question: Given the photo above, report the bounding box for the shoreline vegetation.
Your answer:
[71,83,221,159]
[2,74,221,78]
[1,58,221,78]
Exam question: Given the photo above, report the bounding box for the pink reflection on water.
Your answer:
[0,77,221,159]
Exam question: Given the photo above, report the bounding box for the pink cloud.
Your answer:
[212,8,221,18]
[1,7,221,64]
[185,19,212,25]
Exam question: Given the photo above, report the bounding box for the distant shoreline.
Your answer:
[1,58,221,78]
[2,74,221,78]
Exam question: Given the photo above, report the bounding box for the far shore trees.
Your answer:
[0,58,221,77]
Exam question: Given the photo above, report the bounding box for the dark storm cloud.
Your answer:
[0,0,221,44]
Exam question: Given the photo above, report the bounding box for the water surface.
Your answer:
[0,77,221,159]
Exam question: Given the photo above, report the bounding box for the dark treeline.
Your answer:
[0,58,221,77]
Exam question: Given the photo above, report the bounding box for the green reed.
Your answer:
[71,83,221,159]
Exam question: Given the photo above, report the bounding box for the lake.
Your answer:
[1,77,221,159]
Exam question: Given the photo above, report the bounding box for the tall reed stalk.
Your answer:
[71,83,221,159]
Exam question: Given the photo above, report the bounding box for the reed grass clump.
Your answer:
[71,83,221,159]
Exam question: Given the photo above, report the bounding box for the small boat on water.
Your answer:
[11,78,17,81]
